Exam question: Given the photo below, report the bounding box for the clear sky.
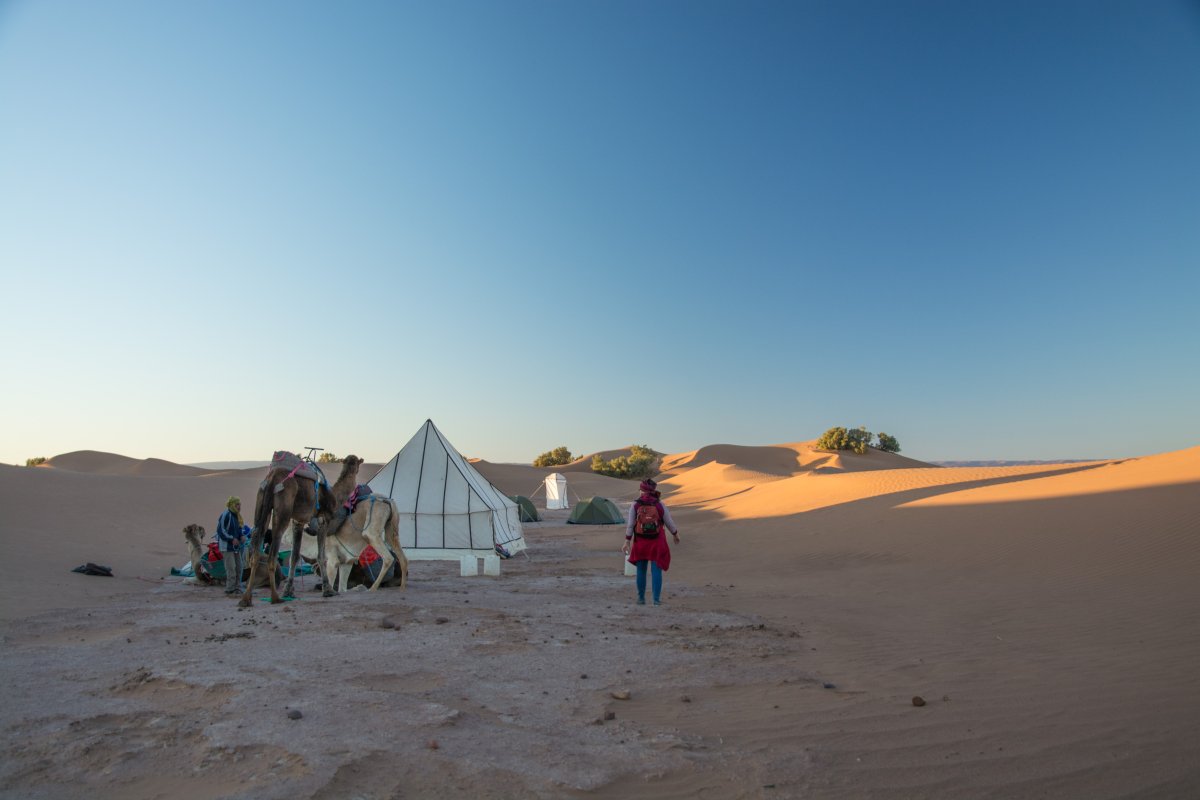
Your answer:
[1,0,1198,466]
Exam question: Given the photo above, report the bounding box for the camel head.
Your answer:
[328,455,364,506]
[182,524,206,548]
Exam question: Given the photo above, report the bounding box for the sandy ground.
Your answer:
[2,442,1199,798]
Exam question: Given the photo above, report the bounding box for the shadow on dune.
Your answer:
[665,461,1122,525]
[807,460,1124,516]
[667,444,808,477]
[714,476,1199,588]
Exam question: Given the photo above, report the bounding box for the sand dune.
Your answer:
[45,449,217,477]
[661,440,933,476]
[2,440,1198,798]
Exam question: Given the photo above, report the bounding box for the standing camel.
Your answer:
[304,494,409,594]
[239,454,363,607]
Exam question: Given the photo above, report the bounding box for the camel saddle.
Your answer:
[268,451,322,483]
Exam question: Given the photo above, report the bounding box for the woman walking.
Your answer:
[622,478,680,606]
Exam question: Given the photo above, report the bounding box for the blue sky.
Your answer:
[1,0,1197,465]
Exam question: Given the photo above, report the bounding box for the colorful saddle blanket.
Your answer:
[344,484,374,513]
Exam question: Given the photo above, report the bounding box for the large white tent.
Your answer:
[544,472,569,509]
[366,419,527,560]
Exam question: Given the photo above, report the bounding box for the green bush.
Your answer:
[591,445,658,479]
[876,433,901,453]
[815,426,899,455]
[533,446,574,467]
[814,427,849,451]
[815,426,872,454]
[317,452,339,463]
[25,456,46,467]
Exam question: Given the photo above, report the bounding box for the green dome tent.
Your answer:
[567,496,625,525]
[510,495,541,523]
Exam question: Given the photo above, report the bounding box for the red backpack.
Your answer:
[634,501,663,537]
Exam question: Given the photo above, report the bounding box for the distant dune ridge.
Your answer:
[2,437,1199,796]
[186,460,271,470]
[44,450,216,477]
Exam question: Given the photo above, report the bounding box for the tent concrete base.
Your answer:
[401,539,527,576]
[403,544,525,562]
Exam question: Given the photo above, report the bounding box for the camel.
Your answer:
[304,494,408,594]
[239,454,363,607]
[182,524,215,585]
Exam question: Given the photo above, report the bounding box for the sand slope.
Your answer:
[643,444,1200,798]
[1,443,1198,798]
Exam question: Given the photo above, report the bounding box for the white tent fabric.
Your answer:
[544,473,569,509]
[366,420,527,559]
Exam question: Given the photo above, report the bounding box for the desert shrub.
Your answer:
[815,426,873,455]
[591,445,658,479]
[25,456,46,467]
[876,433,901,453]
[815,427,848,451]
[816,427,901,454]
[533,446,573,467]
[317,452,339,463]
[846,426,873,454]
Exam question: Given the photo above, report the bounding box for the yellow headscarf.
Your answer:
[227,496,244,528]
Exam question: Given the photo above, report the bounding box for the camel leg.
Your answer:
[267,535,284,604]
[369,551,393,591]
[239,551,259,608]
[241,480,277,607]
[364,525,392,591]
[238,525,266,608]
[383,502,408,591]
[264,516,287,604]
[318,528,335,599]
[281,520,305,599]
[323,545,342,596]
[395,549,409,590]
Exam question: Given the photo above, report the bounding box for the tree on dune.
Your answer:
[533,446,573,467]
[591,445,658,479]
[876,432,901,453]
[816,426,901,454]
[25,456,46,467]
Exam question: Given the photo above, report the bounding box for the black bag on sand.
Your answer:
[71,563,113,577]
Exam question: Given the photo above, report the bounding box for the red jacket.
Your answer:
[626,494,676,571]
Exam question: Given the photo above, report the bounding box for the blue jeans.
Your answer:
[635,560,663,603]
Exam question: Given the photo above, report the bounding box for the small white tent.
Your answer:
[366,420,527,560]
[544,472,569,509]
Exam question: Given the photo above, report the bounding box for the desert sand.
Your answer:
[1,441,1198,799]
